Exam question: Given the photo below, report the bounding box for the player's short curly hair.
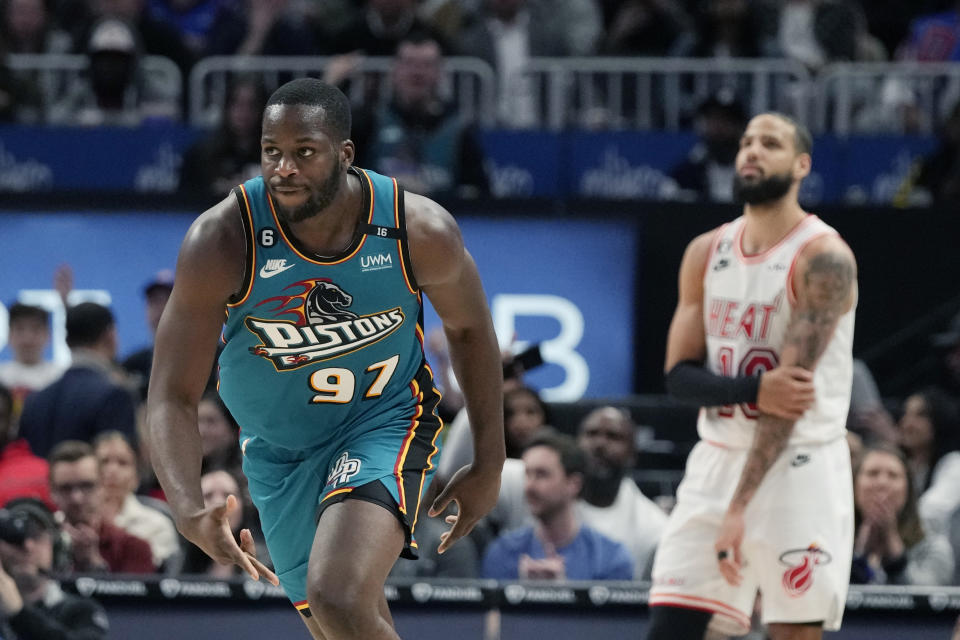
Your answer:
[265,78,351,142]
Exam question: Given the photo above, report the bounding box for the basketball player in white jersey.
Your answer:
[646,113,857,640]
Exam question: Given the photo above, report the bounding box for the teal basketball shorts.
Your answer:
[241,408,444,612]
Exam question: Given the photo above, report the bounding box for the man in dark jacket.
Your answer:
[19,303,137,458]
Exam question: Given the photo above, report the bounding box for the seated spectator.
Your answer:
[355,32,489,199]
[0,304,64,416]
[576,406,667,579]
[0,48,42,122]
[179,469,270,577]
[48,440,156,574]
[687,0,773,59]
[481,431,633,581]
[851,444,954,585]
[438,384,551,488]
[87,0,195,75]
[145,0,229,55]
[19,302,138,459]
[1,0,73,54]
[197,390,241,478]
[0,383,52,510]
[328,0,449,56]
[94,431,179,571]
[47,17,179,126]
[669,88,747,203]
[896,100,960,206]
[121,269,175,401]
[846,359,899,446]
[389,481,478,578]
[457,0,602,127]
[179,76,266,203]
[898,2,960,62]
[598,0,692,56]
[897,387,960,500]
[0,497,109,639]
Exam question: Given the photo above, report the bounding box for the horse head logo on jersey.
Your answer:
[779,544,832,598]
[245,278,405,371]
[306,280,358,323]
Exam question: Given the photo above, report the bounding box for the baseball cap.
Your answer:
[143,269,175,297]
[3,497,58,539]
[88,18,138,55]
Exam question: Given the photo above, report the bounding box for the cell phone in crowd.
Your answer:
[503,343,544,380]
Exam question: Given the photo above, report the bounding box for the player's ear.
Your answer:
[341,139,355,168]
[794,152,811,180]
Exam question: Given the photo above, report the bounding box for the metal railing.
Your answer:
[813,61,960,136]
[7,53,182,120]
[521,56,812,130]
[187,55,497,128]
[10,53,960,135]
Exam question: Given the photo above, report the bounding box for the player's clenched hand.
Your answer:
[429,464,501,554]
[181,494,279,585]
[757,366,815,420]
[715,509,745,587]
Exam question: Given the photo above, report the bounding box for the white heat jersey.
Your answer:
[698,215,855,448]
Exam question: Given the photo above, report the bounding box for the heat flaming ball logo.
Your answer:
[779,544,832,597]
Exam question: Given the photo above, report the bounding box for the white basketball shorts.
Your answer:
[650,437,853,636]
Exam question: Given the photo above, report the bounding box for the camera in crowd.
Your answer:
[0,508,28,546]
[503,343,545,381]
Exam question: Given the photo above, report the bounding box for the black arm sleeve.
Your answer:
[665,360,760,407]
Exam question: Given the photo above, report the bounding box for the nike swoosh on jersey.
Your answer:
[259,263,295,278]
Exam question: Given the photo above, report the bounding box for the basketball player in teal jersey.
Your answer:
[146,78,505,639]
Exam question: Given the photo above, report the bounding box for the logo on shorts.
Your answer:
[790,453,811,467]
[327,452,361,487]
[779,544,832,598]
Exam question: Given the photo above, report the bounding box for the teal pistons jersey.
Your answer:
[218,169,434,451]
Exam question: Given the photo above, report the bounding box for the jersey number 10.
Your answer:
[717,347,778,419]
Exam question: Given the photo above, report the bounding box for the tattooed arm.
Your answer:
[716,235,857,584]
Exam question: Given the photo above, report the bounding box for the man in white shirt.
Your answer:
[0,304,64,416]
[577,406,667,579]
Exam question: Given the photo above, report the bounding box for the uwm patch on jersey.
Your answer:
[245,278,405,371]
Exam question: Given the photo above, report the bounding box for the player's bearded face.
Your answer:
[275,159,343,223]
[732,168,794,205]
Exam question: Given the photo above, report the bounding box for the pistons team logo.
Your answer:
[779,545,832,597]
[245,278,404,370]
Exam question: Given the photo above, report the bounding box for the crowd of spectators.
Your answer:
[2,1,960,636]
[1,0,959,129]
[2,295,960,594]
[0,282,959,640]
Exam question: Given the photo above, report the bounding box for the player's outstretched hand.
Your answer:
[715,509,745,587]
[181,494,279,585]
[757,366,815,420]
[429,464,501,554]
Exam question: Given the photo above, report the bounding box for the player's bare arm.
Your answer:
[145,197,278,584]
[664,230,714,371]
[402,191,506,553]
[717,235,856,584]
[665,230,814,418]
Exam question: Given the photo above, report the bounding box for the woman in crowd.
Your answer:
[94,430,180,571]
[179,468,270,577]
[851,444,954,585]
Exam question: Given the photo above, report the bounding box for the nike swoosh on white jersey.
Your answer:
[259,263,295,278]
